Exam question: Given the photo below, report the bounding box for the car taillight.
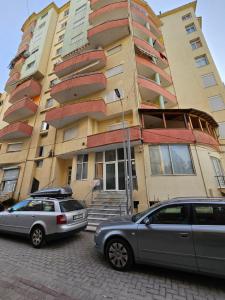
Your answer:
[56,214,67,225]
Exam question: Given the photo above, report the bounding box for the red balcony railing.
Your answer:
[9,79,41,103]
[0,122,33,141]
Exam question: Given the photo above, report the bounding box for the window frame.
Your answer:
[185,23,196,34]
[195,55,209,68]
[192,203,225,226]
[76,154,88,180]
[190,38,202,50]
[182,13,192,21]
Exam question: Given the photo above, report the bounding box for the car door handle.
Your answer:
[179,233,189,238]
[32,215,36,218]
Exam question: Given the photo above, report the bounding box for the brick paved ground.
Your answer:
[0,232,225,300]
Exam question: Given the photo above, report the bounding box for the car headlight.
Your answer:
[95,226,102,236]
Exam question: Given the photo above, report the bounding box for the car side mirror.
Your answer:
[8,208,13,213]
[143,217,152,226]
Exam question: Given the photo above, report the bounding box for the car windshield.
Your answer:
[132,202,162,222]
[60,199,85,212]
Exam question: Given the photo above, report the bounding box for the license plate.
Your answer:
[73,214,83,221]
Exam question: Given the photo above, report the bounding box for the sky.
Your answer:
[0,0,224,92]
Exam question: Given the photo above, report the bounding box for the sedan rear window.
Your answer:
[60,200,85,212]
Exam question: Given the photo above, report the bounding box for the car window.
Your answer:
[43,201,55,212]
[11,200,30,212]
[193,204,225,225]
[151,204,189,225]
[60,200,85,212]
[25,200,43,211]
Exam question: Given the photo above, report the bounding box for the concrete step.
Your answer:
[91,200,127,205]
[88,213,119,219]
[88,216,108,222]
[86,225,97,232]
[95,194,127,199]
[88,208,124,214]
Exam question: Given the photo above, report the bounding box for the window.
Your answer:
[193,204,225,225]
[71,33,83,47]
[105,65,124,78]
[107,45,122,56]
[63,127,77,141]
[1,168,20,193]
[64,9,69,17]
[31,47,39,55]
[182,13,192,21]
[56,47,62,56]
[35,160,43,168]
[67,166,72,185]
[185,23,196,34]
[58,34,64,42]
[43,201,55,212]
[60,200,85,212]
[61,21,67,29]
[37,146,44,157]
[72,18,84,30]
[26,61,35,70]
[45,98,54,108]
[105,89,124,103]
[107,122,128,131]
[40,121,49,132]
[11,200,30,212]
[38,22,46,30]
[218,122,225,139]
[76,4,86,13]
[150,204,189,225]
[201,73,217,88]
[195,55,209,67]
[49,78,58,88]
[211,156,225,187]
[190,38,202,50]
[76,154,88,180]
[95,152,103,180]
[26,200,43,212]
[7,143,23,152]
[208,95,225,112]
[149,145,194,175]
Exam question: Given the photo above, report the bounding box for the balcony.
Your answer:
[90,0,122,11]
[89,2,128,26]
[138,76,176,107]
[136,56,172,87]
[9,79,42,103]
[0,122,33,141]
[3,97,38,123]
[51,73,106,104]
[134,37,168,69]
[140,108,219,150]
[54,50,106,78]
[133,21,164,52]
[45,99,106,128]
[5,71,20,93]
[131,5,161,38]
[87,126,141,148]
[88,19,130,48]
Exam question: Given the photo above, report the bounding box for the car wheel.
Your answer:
[105,238,133,271]
[30,226,45,248]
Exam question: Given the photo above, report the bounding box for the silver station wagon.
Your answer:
[0,187,88,248]
[95,197,225,278]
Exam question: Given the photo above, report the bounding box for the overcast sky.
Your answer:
[0,0,224,92]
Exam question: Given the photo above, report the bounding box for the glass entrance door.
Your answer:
[105,163,116,190]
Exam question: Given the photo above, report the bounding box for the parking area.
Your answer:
[0,232,225,300]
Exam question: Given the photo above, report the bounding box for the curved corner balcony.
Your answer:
[136,56,172,87]
[45,99,106,129]
[5,71,20,93]
[3,97,38,123]
[51,73,106,104]
[133,21,164,52]
[131,6,161,38]
[87,126,141,149]
[54,50,106,78]
[138,76,177,107]
[134,37,168,69]
[89,2,128,26]
[90,0,122,11]
[0,122,33,141]
[9,79,41,103]
[88,19,130,48]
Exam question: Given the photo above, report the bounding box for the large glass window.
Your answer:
[149,145,194,175]
[151,205,189,224]
[11,200,30,212]
[193,204,225,225]
[195,55,209,68]
[1,168,20,193]
[76,154,88,180]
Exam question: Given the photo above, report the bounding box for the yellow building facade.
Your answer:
[0,0,224,218]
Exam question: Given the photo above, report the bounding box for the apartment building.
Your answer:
[0,0,224,213]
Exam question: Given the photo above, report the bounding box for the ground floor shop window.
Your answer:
[149,145,194,175]
[1,167,20,193]
[76,154,88,180]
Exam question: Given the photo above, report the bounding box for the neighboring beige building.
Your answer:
[0,0,224,221]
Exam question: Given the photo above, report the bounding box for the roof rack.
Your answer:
[30,187,73,198]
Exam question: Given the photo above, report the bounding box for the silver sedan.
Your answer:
[95,197,225,278]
